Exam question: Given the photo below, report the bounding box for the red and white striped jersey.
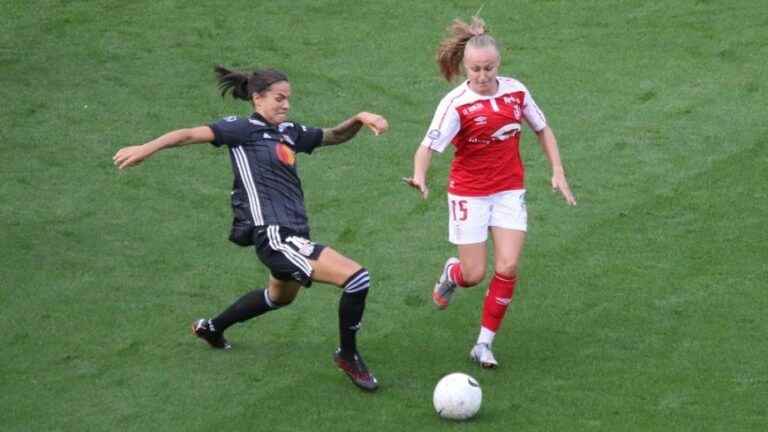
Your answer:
[420,77,547,196]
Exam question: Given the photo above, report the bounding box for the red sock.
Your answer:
[449,262,469,287]
[481,273,517,331]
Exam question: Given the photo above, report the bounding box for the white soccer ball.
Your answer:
[433,372,482,420]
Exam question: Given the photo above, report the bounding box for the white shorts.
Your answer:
[447,189,527,245]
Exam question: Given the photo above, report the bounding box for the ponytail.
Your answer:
[436,16,499,82]
[214,65,289,101]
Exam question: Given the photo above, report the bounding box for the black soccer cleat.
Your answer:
[192,319,231,350]
[333,348,379,392]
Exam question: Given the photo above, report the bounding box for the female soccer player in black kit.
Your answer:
[113,65,388,392]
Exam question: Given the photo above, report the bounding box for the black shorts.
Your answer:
[253,225,326,287]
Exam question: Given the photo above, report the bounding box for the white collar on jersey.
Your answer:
[464,78,503,99]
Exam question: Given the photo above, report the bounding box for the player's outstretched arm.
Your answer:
[113,126,214,170]
[321,112,389,146]
[535,126,576,206]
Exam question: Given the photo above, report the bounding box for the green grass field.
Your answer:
[2,0,767,430]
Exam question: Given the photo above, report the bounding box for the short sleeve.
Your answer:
[522,89,548,132]
[208,116,250,147]
[279,122,323,154]
[419,95,461,153]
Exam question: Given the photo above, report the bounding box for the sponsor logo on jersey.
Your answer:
[490,123,521,141]
[275,143,296,166]
[224,116,238,122]
[468,137,492,145]
[474,116,487,125]
[461,102,484,115]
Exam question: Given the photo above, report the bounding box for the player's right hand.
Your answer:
[402,177,429,200]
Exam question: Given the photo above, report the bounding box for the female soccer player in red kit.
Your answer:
[406,17,576,368]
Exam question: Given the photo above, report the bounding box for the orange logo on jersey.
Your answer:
[276,143,296,166]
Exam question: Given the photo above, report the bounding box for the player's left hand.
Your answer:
[357,112,389,136]
[551,172,576,205]
[113,145,152,170]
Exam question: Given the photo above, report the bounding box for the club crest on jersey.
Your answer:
[502,95,522,118]
[275,143,296,166]
[428,129,441,140]
[503,95,520,105]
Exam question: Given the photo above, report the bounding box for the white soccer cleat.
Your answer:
[470,343,498,369]
[432,257,460,309]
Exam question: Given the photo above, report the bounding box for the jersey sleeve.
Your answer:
[281,122,323,154]
[208,116,250,147]
[419,95,461,153]
[521,88,548,132]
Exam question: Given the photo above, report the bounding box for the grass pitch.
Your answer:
[2,1,766,430]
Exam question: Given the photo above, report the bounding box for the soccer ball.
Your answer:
[433,372,482,420]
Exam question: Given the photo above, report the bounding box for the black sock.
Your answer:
[211,288,280,333]
[338,269,370,358]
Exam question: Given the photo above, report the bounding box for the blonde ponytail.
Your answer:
[435,16,499,82]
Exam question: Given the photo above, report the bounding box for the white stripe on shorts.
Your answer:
[266,225,313,277]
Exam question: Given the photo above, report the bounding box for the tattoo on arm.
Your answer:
[321,117,363,146]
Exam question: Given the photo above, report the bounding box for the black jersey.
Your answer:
[209,113,323,236]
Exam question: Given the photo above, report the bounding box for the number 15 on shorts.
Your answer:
[451,199,468,221]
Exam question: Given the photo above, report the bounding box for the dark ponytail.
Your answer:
[214,65,289,101]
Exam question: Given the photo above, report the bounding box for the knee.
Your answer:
[494,261,519,279]
[267,282,301,307]
[460,266,485,287]
[342,268,370,294]
[270,290,297,307]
